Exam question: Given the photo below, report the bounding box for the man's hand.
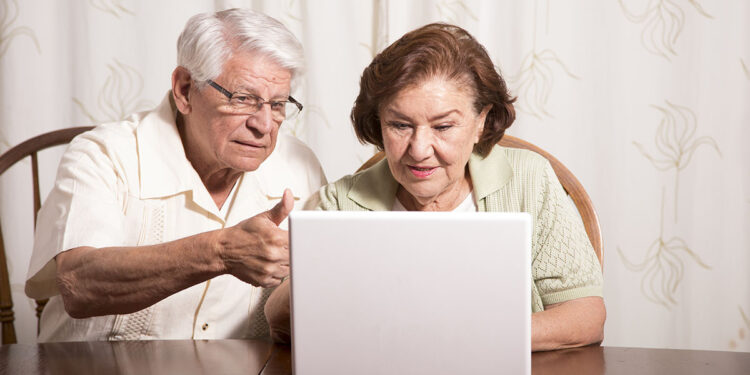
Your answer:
[217,189,294,288]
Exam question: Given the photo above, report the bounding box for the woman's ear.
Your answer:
[171,66,193,115]
[475,104,492,144]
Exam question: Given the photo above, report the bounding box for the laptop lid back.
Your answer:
[289,211,531,375]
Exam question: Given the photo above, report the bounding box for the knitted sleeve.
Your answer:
[531,161,603,307]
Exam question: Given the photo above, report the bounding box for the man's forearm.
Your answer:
[531,296,606,352]
[55,230,225,318]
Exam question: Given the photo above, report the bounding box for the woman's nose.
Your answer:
[408,128,434,160]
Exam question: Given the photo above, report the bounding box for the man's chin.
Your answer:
[229,156,269,172]
[223,145,275,172]
[232,162,262,172]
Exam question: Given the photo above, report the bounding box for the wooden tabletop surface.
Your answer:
[1,339,749,374]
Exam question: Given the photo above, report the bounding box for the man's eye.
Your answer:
[434,125,453,132]
[232,95,254,104]
[270,102,285,110]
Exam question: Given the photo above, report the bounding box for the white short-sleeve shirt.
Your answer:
[25,93,327,342]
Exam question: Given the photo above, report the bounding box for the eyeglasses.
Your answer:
[205,79,303,121]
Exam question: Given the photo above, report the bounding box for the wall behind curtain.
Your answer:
[1,0,748,350]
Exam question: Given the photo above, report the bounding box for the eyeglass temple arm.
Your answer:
[288,96,303,112]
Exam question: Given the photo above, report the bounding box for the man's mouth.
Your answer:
[234,140,263,148]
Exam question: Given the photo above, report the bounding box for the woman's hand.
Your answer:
[265,279,292,344]
[531,296,606,352]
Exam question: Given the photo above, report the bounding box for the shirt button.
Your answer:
[202,323,209,331]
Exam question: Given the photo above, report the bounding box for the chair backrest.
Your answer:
[0,126,94,344]
[356,135,603,266]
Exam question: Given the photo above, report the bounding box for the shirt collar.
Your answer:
[136,92,197,200]
[348,144,513,209]
[348,158,399,211]
[468,144,514,200]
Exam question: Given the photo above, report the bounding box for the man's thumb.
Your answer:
[267,189,294,226]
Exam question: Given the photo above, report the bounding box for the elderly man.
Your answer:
[24,9,326,342]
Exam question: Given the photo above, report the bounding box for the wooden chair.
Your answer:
[0,126,94,344]
[357,135,603,266]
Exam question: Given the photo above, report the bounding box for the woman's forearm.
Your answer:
[531,296,606,352]
[264,279,292,343]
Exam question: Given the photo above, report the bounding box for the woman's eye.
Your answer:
[434,125,453,132]
[388,122,411,130]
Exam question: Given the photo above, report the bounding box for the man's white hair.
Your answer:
[177,8,304,90]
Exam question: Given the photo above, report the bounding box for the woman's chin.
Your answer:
[400,186,441,204]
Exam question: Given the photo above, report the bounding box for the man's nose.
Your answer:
[246,104,276,135]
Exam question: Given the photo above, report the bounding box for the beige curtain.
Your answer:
[1,0,748,350]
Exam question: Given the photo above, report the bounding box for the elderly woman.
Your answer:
[266,23,604,351]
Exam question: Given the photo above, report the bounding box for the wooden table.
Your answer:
[1,339,749,374]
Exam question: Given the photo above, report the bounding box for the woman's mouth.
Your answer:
[408,165,437,178]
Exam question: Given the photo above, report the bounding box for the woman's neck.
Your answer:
[396,173,473,212]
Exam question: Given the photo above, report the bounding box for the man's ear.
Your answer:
[172,66,193,115]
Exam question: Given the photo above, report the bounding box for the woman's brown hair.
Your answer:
[351,23,516,157]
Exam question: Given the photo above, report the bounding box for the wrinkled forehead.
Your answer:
[220,49,293,92]
[381,74,478,111]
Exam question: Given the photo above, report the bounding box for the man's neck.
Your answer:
[202,170,241,210]
[176,113,241,209]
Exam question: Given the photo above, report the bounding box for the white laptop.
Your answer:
[288,211,531,375]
